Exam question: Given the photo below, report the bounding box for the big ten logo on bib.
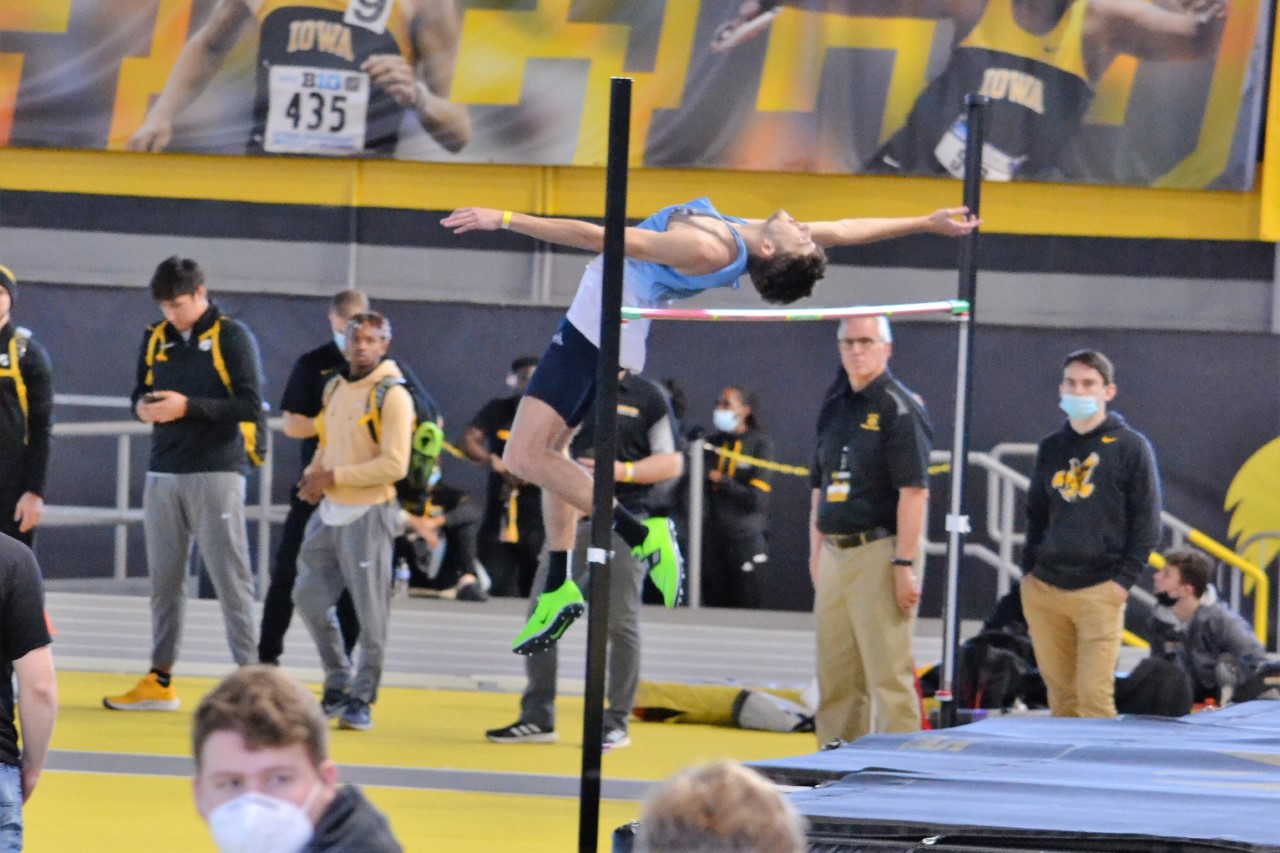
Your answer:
[266,66,370,155]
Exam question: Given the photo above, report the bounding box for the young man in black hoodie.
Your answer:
[1021,349,1161,718]
[193,666,401,853]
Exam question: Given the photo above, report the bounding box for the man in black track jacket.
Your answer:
[105,257,265,713]
[1021,348,1161,718]
[0,265,54,548]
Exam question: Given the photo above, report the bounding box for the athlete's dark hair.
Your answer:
[724,385,761,431]
[748,248,827,305]
[1162,548,1212,599]
[511,355,540,374]
[329,289,369,318]
[1063,349,1115,385]
[150,256,204,302]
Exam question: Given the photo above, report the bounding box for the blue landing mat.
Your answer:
[752,702,1280,852]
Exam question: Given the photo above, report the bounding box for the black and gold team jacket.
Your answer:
[132,304,264,475]
[868,0,1093,180]
[1022,411,1162,591]
[249,0,416,154]
[0,321,53,499]
[704,427,775,543]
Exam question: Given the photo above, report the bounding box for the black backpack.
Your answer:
[956,628,1043,710]
[1115,656,1193,716]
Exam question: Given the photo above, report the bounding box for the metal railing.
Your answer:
[43,396,1274,638]
[44,395,286,595]
[684,439,1270,645]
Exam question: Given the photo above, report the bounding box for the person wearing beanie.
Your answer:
[0,264,54,547]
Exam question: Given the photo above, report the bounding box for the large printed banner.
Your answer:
[0,0,1270,189]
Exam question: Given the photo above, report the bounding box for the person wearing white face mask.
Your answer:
[703,385,775,609]
[193,666,401,853]
[1021,348,1162,719]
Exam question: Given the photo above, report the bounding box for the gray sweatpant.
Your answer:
[521,524,644,734]
[144,471,257,669]
[293,502,399,703]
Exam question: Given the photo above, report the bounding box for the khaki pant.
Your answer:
[814,536,920,744]
[1021,574,1125,718]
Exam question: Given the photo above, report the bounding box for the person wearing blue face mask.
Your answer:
[258,290,369,668]
[1021,348,1162,719]
[703,386,775,609]
[193,666,401,853]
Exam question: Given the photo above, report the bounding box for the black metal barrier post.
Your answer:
[578,75,631,852]
[938,94,986,729]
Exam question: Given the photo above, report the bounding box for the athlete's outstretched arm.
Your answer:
[1091,0,1227,67]
[126,0,253,152]
[366,0,471,152]
[441,208,731,272]
[807,207,979,248]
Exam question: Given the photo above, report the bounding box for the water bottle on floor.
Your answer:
[394,559,411,599]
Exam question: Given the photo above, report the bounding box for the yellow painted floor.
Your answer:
[26,671,817,851]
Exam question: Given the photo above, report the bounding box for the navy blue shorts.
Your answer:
[525,318,598,427]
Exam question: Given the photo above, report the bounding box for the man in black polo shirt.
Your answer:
[486,372,683,750]
[809,315,931,744]
[258,290,369,666]
[460,356,544,598]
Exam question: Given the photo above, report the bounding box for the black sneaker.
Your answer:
[321,688,349,720]
[485,720,557,744]
[338,698,373,731]
[456,581,488,602]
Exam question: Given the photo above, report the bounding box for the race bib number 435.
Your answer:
[265,66,369,155]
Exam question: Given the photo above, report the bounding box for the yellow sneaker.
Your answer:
[102,672,180,711]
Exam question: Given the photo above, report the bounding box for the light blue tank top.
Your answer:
[624,197,748,306]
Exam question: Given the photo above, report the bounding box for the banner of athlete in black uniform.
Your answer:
[0,0,1269,188]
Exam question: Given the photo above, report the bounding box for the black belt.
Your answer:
[826,528,893,549]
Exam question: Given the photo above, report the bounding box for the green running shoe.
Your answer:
[511,579,586,655]
[633,517,684,608]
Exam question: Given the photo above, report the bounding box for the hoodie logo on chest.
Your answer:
[1052,451,1099,502]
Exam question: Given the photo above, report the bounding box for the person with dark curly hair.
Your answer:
[442,200,977,655]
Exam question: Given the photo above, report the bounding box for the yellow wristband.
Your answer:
[501,210,513,230]
[622,462,635,483]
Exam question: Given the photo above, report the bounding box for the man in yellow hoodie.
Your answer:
[294,311,413,732]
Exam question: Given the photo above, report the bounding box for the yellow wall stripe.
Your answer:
[0,147,1267,241]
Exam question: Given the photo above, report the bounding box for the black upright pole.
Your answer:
[577,76,631,852]
[938,94,986,730]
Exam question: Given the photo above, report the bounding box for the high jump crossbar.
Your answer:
[620,298,969,322]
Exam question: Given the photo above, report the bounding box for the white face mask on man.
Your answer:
[206,782,320,853]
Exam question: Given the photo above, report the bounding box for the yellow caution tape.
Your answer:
[707,445,952,478]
